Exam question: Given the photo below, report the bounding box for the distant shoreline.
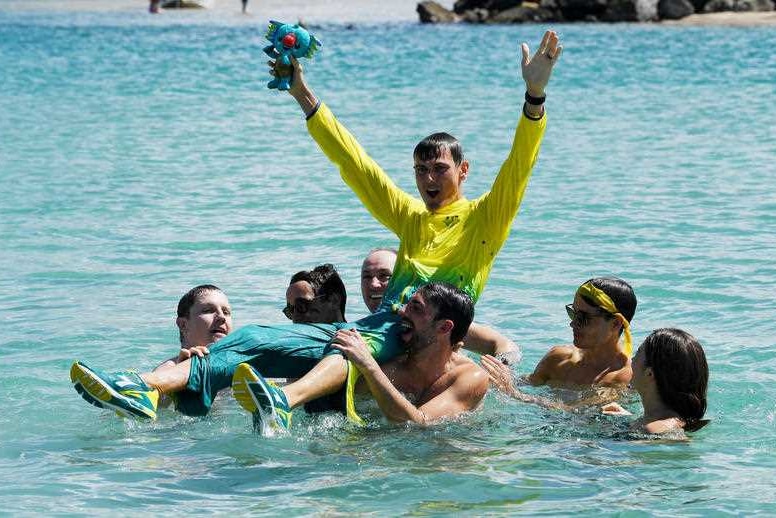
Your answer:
[658,11,776,26]
[3,0,776,26]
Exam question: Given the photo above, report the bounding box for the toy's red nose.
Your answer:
[281,33,297,48]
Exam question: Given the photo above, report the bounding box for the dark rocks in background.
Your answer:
[461,7,491,21]
[601,0,659,21]
[487,0,525,10]
[556,0,607,20]
[453,0,524,11]
[417,1,458,22]
[748,0,774,10]
[453,0,486,13]
[419,0,772,23]
[490,3,557,22]
[704,0,773,10]
[659,0,695,18]
[703,0,735,9]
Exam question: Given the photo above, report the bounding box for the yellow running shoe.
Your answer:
[232,363,292,435]
[70,361,159,420]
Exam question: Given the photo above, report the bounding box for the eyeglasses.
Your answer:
[283,294,326,320]
[565,304,610,327]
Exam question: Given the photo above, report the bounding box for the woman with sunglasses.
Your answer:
[602,328,709,436]
[482,277,637,396]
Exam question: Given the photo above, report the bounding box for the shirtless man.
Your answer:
[482,277,636,402]
[235,282,489,429]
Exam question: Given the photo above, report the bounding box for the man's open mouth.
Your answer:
[399,320,414,340]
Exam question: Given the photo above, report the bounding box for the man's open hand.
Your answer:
[521,30,563,97]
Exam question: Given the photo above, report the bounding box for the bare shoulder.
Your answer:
[451,351,476,366]
[600,365,632,387]
[598,355,632,387]
[544,345,575,361]
[450,355,489,398]
[528,344,573,385]
[536,345,576,371]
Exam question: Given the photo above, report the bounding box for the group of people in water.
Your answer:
[70,30,709,439]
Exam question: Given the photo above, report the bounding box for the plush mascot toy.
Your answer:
[264,20,321,91]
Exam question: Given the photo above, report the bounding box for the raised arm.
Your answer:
[267,55,416,235]
[521,30,562,120]
[477,30,563,236]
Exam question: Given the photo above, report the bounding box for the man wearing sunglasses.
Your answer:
[481,277,636,399]
[284,264,347,324]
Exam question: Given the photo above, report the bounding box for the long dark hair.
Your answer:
[641,328,709,432]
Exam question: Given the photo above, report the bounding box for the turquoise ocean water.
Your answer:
[1,2,775,514]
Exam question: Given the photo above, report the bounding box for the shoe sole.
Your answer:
[70,362,156,420]
[232,363,277,435]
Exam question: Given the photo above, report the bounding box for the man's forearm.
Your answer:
[360,365,428,425]
[291,82,319,118]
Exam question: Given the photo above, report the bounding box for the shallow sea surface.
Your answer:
[1,1,775,515]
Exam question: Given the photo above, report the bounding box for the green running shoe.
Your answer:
[70,361,159,420]
[232,363,292,435]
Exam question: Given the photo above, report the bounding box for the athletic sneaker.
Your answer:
[232,363,292,435]
[70,361,159,420]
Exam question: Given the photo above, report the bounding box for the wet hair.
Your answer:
[581,277,637,331]
[416,282,474,345]
[289,263,347,320]
[641,328,709,432]
[177,284,224,344]
[413,132,464,166]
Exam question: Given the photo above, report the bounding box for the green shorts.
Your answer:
[176,310,403,416]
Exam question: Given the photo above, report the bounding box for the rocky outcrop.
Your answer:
[659,0,695,18]
[417,1,458,23]
[703,0,773,10]
[418,0,775,22]
[490,3,556,21]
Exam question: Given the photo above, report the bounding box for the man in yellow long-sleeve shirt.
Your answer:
[233,30,564,431]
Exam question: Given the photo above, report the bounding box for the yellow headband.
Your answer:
[576,282,633,357]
